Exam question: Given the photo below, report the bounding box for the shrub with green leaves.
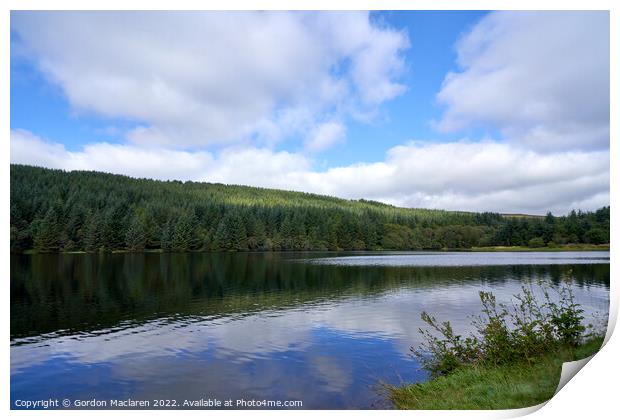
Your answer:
[528,237,546,248]
[413,312,480,376]
[413,281,593,378]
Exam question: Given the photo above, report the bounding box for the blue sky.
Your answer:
[11,11,490,166]
[334,11,492,165]
[10,11,609,214]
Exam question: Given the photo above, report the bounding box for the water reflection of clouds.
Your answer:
[11,268,610,408]
[12,279,609,372]
[103,326,418,408]
[11,326,416,408]
[10,284,480,375]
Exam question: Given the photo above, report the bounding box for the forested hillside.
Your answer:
[10,165,610,253]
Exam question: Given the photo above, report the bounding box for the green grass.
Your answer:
[388,337,603,410]
[470,244,609,252]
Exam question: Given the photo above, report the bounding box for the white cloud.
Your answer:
[435,11,609,152]
[202,146,312,185]
[10,129,214,181]
[294,141,609,215]
[11,130,609,215]
[12,11,408,149]
[304,121,346,152]
[10,12,609,215]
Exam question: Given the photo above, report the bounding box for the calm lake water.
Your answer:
[11,251,610,409]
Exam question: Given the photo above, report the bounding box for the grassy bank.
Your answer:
[389,337,603,409]
[389,280,607,410]
[469,244,609,252]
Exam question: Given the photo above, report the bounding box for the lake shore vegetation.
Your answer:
[388,281,606,409]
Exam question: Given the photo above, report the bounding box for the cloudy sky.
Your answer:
[10,11,609,215]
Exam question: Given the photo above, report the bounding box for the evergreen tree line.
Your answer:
[10,165,610,253]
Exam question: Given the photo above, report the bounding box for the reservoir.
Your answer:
[10,251,610,409]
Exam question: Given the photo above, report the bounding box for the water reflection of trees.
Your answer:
[11,253,609,340]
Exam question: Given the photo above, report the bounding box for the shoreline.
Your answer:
[388,337,604,410]
[16,244,610,255]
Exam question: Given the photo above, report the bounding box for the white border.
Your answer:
[2,1,616,419]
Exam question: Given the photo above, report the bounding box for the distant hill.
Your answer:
[10,164,610,252]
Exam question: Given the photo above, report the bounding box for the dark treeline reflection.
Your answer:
[11,252,609,342]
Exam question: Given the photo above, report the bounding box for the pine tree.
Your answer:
[292,212,307,250]
[125,214,147,251]
[228,211,247,251]
[33,207,60,252]
[101,206,125,251]
[254,219,267,249]
[161,219,174,252]
[172,211,196,251]
[326,218,339,251]
[279,215,294,250]
[82,211,103,252]
[213,218,229,250]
